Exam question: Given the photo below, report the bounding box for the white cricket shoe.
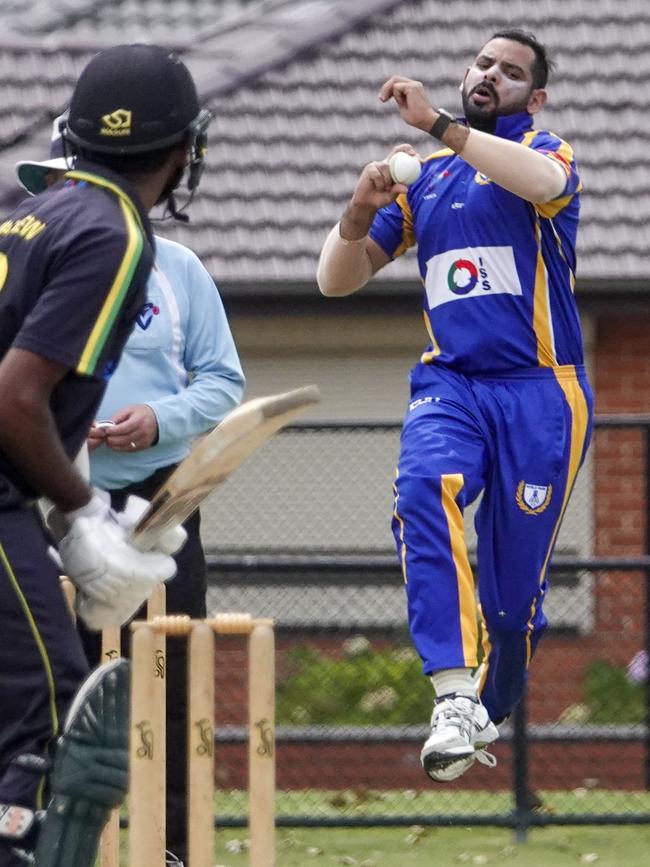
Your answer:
[420,693,499,783]
[424,745,497,782]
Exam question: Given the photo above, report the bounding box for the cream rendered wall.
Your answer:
[230,309,423,421]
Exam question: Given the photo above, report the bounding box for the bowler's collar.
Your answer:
[457,110,535,141]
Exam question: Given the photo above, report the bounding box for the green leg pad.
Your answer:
[34,659,130,867]
[32,797,110,867]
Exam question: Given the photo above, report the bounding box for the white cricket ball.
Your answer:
[388,151,421,186]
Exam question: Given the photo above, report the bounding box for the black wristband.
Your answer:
[429,109,455,141]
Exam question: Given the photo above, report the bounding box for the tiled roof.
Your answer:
[0,0,648,286]
[4,0,270,40]
[0,43,93,150]
[182,0,650,284]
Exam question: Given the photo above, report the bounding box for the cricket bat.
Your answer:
[130,384,320,551]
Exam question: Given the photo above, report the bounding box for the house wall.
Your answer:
[228,303,423,421]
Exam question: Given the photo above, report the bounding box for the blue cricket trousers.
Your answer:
[392,362,593,723]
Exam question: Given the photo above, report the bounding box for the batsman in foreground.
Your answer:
[318,29,593,782]
[0,44,209,865]
[15,109,246,867]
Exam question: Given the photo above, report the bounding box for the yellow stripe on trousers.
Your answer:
[441,473,478,667]
[476,602,491,694]
[392,469,408,583]
[0,543,59,806]
[524,368,590,664]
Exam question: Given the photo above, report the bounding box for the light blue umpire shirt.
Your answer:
[90,235,245,490]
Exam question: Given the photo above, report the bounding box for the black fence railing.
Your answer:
[201,416,650,831]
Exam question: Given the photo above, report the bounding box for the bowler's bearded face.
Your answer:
[461,37,539,131]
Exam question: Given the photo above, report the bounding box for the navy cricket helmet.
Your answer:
[65,44,202,155]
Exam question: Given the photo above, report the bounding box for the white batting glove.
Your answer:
[58,511,177,606]
[116,494,188,556]
[75,582,154,631]
[63,489,111,523]
[42,490,111,544]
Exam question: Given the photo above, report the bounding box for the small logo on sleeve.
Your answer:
[100,109,132,137]
[101,359,117,381]
[516,481,552,515]
[474,171,492,185]
[409,396,434,411]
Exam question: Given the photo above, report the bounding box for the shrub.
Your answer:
[276,642,434,725]
[583,660,645,724]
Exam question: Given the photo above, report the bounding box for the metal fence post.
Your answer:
[645,424,650,790]
[645,561,650,791]
[512,689,531,843]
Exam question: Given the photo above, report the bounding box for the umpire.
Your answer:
[0,45,210,867]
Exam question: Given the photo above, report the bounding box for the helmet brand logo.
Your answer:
[100,109,132,137]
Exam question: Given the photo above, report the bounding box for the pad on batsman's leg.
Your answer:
[34,658,130,867]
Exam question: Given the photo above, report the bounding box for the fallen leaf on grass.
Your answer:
[225,838,245,853]
[404,824,427,845]
[278,831,300,849]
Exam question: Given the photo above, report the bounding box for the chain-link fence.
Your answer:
[197,418,650,831]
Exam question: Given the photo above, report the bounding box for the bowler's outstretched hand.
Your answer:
[379,75,437,131]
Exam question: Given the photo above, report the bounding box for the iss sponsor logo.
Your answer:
[425,245,522,309]
[447,258,483,295]
[516,481,553,515]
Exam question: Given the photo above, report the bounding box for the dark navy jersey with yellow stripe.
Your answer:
[0,160,153,503]
[369,111,583,374]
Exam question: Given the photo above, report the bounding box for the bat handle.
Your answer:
[128,527,155,553]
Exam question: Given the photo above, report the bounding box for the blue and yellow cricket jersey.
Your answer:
[370,111,583,373]
[380,113,594,720]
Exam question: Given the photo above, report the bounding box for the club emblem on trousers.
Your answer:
[516,480,553,515]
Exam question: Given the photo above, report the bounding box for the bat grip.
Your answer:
[128,527,155,553]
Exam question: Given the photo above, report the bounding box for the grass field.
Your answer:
[213,824,650,866]
[112,824,650,866]
[111,790,650,865]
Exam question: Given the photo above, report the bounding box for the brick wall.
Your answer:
[528,313,650,724]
